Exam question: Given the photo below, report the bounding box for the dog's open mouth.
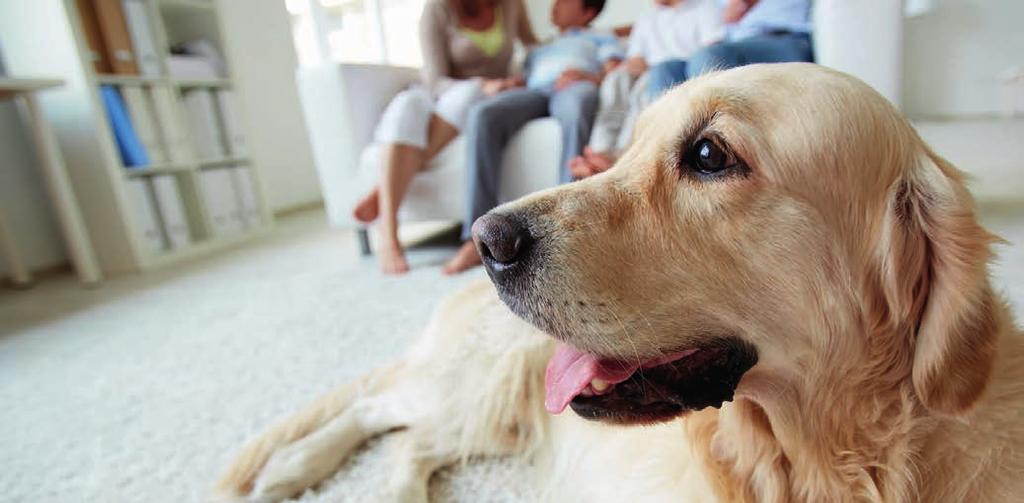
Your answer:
[545,338,757,424]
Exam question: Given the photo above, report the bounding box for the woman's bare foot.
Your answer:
[442,241,482,275]
[353,188,380,223]
[378,240,409,275]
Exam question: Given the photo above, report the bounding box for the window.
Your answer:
[285,0,425,67]
[379,0,425,67]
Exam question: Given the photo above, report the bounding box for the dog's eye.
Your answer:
[692,139,728,174]
[681,137,747,180]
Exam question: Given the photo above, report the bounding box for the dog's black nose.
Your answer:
[472,213,533,269]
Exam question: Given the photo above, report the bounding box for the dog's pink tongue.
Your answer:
[544,343,639,414]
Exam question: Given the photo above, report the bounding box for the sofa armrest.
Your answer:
[296,63,420,228]
[337,64,421,152]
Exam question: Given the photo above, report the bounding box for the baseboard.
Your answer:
[272,200,325,218]
[0,262,73,288]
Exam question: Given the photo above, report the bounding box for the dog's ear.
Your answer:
[878,149,1001,415]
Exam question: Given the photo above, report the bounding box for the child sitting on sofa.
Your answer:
[568,0,723,179]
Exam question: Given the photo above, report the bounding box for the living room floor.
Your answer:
[1,207,1022,502]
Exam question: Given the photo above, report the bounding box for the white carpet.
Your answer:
[1,209,1022,503]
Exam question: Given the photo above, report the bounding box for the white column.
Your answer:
[813,0,904,108]
[307,0,334,64]
[366,0,389,64]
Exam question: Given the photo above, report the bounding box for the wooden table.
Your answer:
[0,78,101,286]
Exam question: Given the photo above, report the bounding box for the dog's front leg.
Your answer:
[215,361,421,502]
[373,429,459,503]
[249,387,425,500]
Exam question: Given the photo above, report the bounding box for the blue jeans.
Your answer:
[647,32,814,98]
[461,82,598,239]
[647,60,687,100]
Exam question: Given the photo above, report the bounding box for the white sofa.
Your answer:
[297,3,900,251]
[296,64,562,252]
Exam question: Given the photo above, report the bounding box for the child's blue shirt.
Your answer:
[525,28,623,91]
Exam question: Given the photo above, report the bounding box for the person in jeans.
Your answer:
[569,0,723,179]
[353,0,537,274]
[647,0,813,98]
[443,0,620,274]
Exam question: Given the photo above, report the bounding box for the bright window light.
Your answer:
[285,0,424,67]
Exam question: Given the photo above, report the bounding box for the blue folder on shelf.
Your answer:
[99,85,150,168]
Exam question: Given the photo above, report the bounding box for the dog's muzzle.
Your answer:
[472,213,535,284]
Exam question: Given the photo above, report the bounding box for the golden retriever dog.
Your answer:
[215,63,1024,502]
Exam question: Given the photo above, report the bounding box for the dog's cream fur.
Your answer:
[216,64,1024,502]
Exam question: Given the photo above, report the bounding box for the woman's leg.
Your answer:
[359,81,477,273]
[353,88,430,227]
[377,113,463,274]
[424,114,460,159]
[352,114,460,226]
[357,89,432,273]
[376,143,424,274]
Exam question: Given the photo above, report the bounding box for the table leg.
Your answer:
[0,209,32,287]
[20,93,102,285]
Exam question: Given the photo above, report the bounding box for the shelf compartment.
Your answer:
[172,78,232,88]
[197,155,250,168]
[96,74,167,86]
[158,0,216,12]
[123,162,194,177]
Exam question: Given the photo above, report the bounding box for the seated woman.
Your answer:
[353,0,537,274]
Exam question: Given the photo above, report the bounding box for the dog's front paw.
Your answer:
[250,441,337,501]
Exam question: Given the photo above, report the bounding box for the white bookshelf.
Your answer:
[0,0,272,275]
[173,77,232,88]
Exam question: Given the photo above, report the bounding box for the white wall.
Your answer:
[904,0,1023,119]
[915,119,1024,204]
[219,0,322,212]
[0,103,67,278]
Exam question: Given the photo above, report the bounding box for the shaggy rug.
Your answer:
[1,209,1022,502]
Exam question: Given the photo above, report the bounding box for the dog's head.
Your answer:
[474,63,1001,425]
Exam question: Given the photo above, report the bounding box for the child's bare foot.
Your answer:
[353,188,380,223]
[569,155,599,179]
[583,147,616,173]
[378,240,409,275]
[442,241,482,275]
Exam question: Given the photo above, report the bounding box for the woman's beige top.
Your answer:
[419,0,537,95]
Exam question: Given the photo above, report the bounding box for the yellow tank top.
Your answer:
[459,8,506,57]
